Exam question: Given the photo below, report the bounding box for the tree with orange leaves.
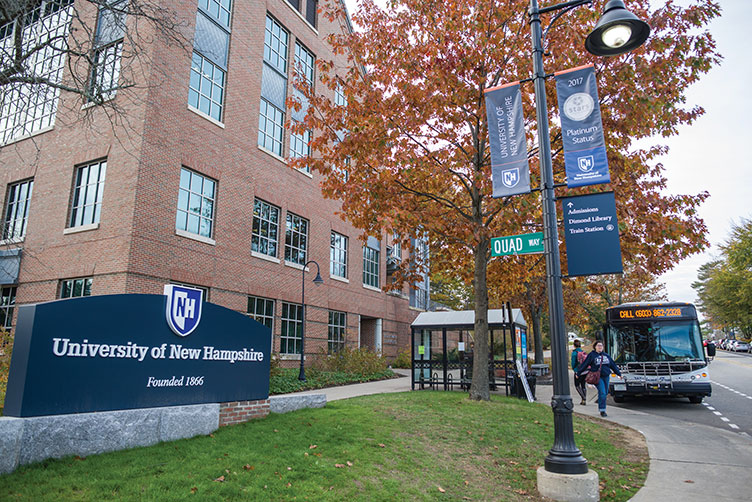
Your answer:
[291,0,719,400]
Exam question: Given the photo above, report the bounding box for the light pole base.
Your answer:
[537,466,600,502]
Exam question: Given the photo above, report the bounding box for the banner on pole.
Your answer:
[562,191,623,277]
[484,82,531,197]
[555,65,610,188]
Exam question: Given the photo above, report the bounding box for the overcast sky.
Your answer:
[342,0,751,307]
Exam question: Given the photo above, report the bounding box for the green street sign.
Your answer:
[491,232,544,257]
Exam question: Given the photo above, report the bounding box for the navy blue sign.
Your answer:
[555,65,610,187]
[484,82,531,197]
[3,293,271,417]
[562,192,623,276]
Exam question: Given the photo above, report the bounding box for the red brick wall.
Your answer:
[0,0,422,358]
[219,399,271,426]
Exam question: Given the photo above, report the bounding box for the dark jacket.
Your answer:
[578,351,621,378]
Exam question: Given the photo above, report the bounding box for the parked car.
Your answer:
[732,341,750,352]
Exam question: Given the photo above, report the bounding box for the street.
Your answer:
[608,350,752,436]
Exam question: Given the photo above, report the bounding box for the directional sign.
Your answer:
[491,232,544,257]
[562,192,623,276]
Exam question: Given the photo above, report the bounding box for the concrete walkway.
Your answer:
[280,370,752,501]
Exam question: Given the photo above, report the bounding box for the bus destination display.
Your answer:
[609,305,695,321]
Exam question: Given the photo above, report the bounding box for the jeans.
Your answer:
[596,374,610,412]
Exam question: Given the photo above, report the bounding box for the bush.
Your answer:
[392,348,411,368]
[313,346,388,377]
[0,329,13,415]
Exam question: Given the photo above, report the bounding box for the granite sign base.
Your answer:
[0,395,325,475]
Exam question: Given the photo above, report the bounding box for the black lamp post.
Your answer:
[299,259,324,382]
[528,0,649,475]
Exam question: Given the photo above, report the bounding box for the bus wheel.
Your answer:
[613,395,625,403]
[689,396,703,404]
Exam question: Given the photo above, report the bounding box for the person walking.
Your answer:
[570,339,587,405]
[578,340,621,417]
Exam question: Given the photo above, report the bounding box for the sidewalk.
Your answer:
[283,370,752,501]
[535,380,752,502]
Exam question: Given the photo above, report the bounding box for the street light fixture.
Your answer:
[528,0,649,477]
[299,260,323,382]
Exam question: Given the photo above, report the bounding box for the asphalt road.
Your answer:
[608,350,752,436]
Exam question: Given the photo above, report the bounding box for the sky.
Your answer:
[342,0,752,307]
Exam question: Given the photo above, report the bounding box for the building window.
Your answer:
[294,42,314,88]
[88,1,126,101]
[264,15,288,74]
[328,310,346,353]
[199,0,232,27]
[363,245,380,288]
[189,0,232,122]
[258,98,285,155]
[169,281,209,301]
[70,159,106,228]
[189,52,226,122]
[60,278,92,298]
[176,168,216,239]
[335,82,346,107]
[305,0,317,28]
[252,199,280,257]
[3,179,33,240]
[248,295,275,331]
[0,0,74,144]
[0,286,16,330]
[289,125,311,172]
[259,15,288,156]
[280,301,302,354]
[330,231,347,278]
[285,212,308,265]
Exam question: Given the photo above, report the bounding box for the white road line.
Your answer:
[721,417,730,422]
[730,424,740,429]
[707,406,716,410]
[713,411,722,415]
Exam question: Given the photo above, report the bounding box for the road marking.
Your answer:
[708,381,748,434]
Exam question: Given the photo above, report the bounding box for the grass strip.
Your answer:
[0,392,648,501]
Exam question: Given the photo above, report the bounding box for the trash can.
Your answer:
[511,371,536,400]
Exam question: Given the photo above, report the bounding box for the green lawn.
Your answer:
[0,392,648,501]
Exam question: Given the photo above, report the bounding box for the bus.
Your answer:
[603,302,715,404]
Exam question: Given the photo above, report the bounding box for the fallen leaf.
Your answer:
[214,476,225,482]
[225,469,230,474]
[438,486,446,493]
[346,461,353,467]
[274,429,278,433]
[685,480,695,484]
[378,443,386,448]
[509,461,519,465]
[335,464,346,468]
[305,452,309,457]
[313,452,322,457]
[74,456,86,461]
[464,480,469,486]
[310,444,318,449]
[513,489,528,495]
[190,487,198,494]
[286,483,292,487]
[287,467,292,470]
[243,464,254,471]
[209,434,215,438]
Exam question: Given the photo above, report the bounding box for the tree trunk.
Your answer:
[469,236,490,401]
[531,304,544,364]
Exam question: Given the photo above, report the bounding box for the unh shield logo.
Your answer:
[501,167,519,188]
[577,155,594,173]
[164,285,203,337]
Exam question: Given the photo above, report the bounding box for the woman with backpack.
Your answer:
[570,339,587,405]
[578,340,621,417]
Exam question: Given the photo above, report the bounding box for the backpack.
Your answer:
[576,350,587,366]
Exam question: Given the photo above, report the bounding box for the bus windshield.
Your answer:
[606,320,704,363]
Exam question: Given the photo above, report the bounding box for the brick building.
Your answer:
[0,0,430,364]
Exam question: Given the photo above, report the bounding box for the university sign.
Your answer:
[3,289,271,417]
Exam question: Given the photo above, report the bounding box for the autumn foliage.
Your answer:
[291,0,720,399]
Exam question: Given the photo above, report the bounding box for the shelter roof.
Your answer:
[411,309,527,330]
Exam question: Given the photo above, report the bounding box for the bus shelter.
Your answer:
[410,307,534,397]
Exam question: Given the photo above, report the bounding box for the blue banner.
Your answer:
[484,82,531,197]
[555,65,610,187]
[562,192,623,276]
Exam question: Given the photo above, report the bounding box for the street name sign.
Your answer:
[491,232,544,256]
